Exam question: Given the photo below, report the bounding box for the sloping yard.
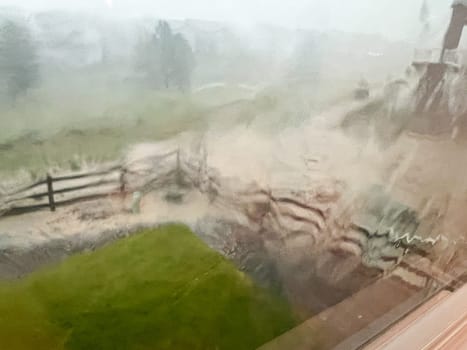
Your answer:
[0,224,296,350]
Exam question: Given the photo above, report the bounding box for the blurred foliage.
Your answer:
[0,19,39,102]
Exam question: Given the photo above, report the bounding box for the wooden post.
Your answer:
[176,149,181,170]
[176,149,183,186]
[46,174,56,212]
[119,167,127,193]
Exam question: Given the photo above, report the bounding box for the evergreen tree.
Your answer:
[156,20,174,88]
[135,32,161,88]
[172,33,195,90]
[136,21,195,91]
[290,34,321,81]
[419,0,431,32]
[0,20,39,101]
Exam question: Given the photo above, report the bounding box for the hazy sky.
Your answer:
[0,0,452,41]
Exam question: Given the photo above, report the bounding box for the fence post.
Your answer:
[176,148,183,186]
[46,174,56,212]
[119,167,127,194]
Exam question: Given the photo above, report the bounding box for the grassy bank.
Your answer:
[0,224,296,350]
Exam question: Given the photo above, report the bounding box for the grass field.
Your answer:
[0,224,297,350]
[0,92,209,176]
[0,76,355,178]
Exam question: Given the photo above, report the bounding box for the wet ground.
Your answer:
[0,121,466,328]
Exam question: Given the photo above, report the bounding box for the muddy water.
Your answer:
[1,103,466,318]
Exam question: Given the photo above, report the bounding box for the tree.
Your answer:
[419,0,430,24]
[156,20,174,88]
[0,20,39,101]
[289,34,321,82]
[135,32,162,88]
[136,21,195,91]
[419,0,431,33]
[172,33,195,90]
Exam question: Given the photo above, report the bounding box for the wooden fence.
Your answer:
[0,149,185,217]
[1,166,125,216]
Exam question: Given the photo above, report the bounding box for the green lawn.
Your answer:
[0,224,296,350]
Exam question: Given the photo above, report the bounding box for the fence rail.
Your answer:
[0,149,184,218]
[52,166,122,182]
[413,48,467,67]
[1,166,125,217]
